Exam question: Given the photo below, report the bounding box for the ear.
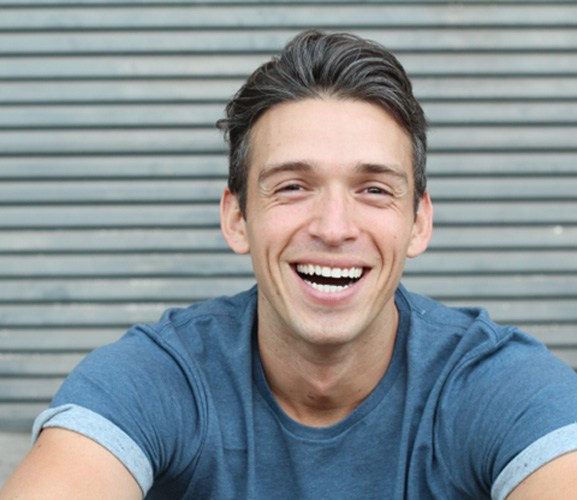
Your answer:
[220,188,250,254]
[407,192,433,258]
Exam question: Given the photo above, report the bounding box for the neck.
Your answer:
[258,306,398,427]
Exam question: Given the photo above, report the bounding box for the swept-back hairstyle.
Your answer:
[217,29,427,216]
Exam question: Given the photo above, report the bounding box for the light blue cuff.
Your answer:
[491,422,577,500]
[33,404,154,495]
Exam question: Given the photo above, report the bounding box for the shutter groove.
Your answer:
[1,0,576,431]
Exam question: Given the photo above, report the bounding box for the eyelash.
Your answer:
[272,183,394,200]
[363,186,392,196]
[275,183,304,193]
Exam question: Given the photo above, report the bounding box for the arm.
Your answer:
[0,428,142,500]
[507,450,577,500]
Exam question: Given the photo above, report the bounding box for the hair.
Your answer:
[217,29,427,216]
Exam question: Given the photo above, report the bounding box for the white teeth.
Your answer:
[296,264,364,279]
[304,281,348,293]
[296,263,365,294]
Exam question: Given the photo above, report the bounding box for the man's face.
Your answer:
[221,98,432,349]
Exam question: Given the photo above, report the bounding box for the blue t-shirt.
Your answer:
[34,285,577,499]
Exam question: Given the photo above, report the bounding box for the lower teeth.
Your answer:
[304,280,349,293]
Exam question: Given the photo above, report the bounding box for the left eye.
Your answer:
[277,183,303,192]
[364,186,389,195]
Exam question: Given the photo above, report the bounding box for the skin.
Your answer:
[221,97,433,425]
[2,96,576,499]
[506,450,577,499]
[0,427,142,499]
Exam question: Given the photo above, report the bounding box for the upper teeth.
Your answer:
[296,264,363,279]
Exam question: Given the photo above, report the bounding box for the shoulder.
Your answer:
[396,285,577,496]
[115,285,258,362]
[396,283,552,366]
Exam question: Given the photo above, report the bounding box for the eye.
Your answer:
[363,186,391,196]
[275,183,304,193]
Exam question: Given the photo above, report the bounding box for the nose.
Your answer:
[308,187,360,246]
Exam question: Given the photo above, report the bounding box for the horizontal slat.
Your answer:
[414,77,577,100]
[428,126,577,151]
[403,53,577,76]
[3,300,577,328]
[443,299,577,324]
[0,403,47,431]
[0,152,575,178]
[0,353,83,376]
[6,324,575,355]
[424,102,577,125]
[0,180,225,204]
[0,304,188,327]
[3,53,577,79]
[0,0,570,5]
[0,378,63,400]
[431,202,577,225]
[429,226,577,249]
[1,6,576,30]
[0,155,228,178]
[1,275,576,303]
[5,324,575,356]
[517,324,577,347]
[427,177,577,201]
[0,177,573,204]
[1,127,576,155]
[0,229,229,252]
[0,54,266,79]
[2,28,577,55]
[2,201,576,229]
[2,226,576,254]
[0,204,222,228]
[405,275,577,299]
[0,104,224,128]
[0,81,574,109]
[427,152,577,176]
[0,278,256,301]
[0,328,123,352]
[0,254,253,277]
[0,129,223,154]
[3,77,577,104]
[0,80,241,103]
[1,251,577,277]
[4,102,577,128]
[407,250,577,274]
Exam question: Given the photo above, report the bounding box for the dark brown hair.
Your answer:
[217,29,428,216]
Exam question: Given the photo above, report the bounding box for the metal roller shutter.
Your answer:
[1,0,576,431]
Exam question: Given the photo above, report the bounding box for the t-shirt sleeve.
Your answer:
[33,404,154,493]
[491,422,577,500]
[33,324,206,495]
[435,326,577,498]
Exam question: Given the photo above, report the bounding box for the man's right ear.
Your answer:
[220,188,250,254]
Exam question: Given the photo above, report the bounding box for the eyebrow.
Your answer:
[354,163,410,185]
[257,161,313,185]
[257,161,410,186]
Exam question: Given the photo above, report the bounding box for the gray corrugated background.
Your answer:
[1,1,577,439]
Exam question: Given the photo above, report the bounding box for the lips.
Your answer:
[295,263,364,293]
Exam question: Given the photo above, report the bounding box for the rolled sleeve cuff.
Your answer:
[33,404,154,495]
[492,422,577,500]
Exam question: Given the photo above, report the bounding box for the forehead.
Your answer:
[247,98,413,184]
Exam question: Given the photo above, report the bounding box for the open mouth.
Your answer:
[295,263,365,293]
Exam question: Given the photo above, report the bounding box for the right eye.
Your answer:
[275,183,304,193]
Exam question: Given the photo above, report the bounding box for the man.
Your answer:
[2,30,577,499]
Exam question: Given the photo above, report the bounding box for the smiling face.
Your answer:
[221,98,432,352]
